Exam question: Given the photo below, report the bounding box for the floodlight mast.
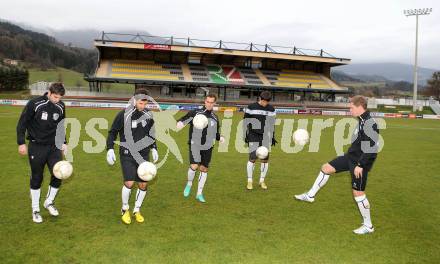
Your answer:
[404,8,432,112]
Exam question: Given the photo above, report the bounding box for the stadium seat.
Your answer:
[261,69,334,89]
[101,60,183,81]
[94,60,342,90]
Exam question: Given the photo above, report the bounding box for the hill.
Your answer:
[0,21,97,73]
[337,63,437,85]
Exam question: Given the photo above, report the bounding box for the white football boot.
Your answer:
[353,225,375,235]
[294,193,315,203]
[44,200,59,216]
[32,211,43,223]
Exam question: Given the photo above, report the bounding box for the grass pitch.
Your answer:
[0,105,439,263]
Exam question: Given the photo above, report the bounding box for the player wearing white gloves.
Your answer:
[106,88,159,224]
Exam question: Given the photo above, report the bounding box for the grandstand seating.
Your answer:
[261,69,332,89]
[98,60,184,81]
[95,59,341,90]
[222,66,245,85]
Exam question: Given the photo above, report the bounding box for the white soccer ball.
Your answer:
[53,161,73,180]
[256,146,269,160]
[137,161,157,181]
[293,129,309,146]
[192,114,208,129]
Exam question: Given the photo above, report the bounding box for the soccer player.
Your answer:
[106,88,159,225]
[16,83,67,223]
[295,95,380,234]
[243,91,277,190]
[176,94,224,203]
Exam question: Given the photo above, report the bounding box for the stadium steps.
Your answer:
[95,60,111,78]
[320,75,343,90]
[254,69,271,85]
[181,64,193,82]
[429,100,440,115]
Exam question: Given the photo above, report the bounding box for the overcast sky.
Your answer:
[1,0,439,69]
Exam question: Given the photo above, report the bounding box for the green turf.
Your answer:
[29,67,87,87]
[376,104,434,115]
[0,90,30,99]
[0,105,439,263]
[29,67,134,91]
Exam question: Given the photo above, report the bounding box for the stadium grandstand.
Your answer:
[85,32,351,103]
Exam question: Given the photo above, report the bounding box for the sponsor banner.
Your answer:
[179,105,199,111]
[2,99,439,120]
[160,104,180,110]
[275,108,294,114]
[217,106,238,112]
[0,99,27,106]
[422,114,440,120]
[0,99,16,105]
[384,113,396,118]
[298,109,322,115]
[311,109,323,115]
[146,104,160,110]
[66,101,128,108]
[144,44,171,50]
[371,112,385,117]
[322,110,348,116]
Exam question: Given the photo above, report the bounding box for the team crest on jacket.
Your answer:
[53,113,59,121]
[210,120,215,126]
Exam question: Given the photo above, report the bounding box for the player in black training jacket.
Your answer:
[295,95,380,235]
[106,88,159,225]
[176,93,224,203]
[243,91,277,191]
[16,83,67,223]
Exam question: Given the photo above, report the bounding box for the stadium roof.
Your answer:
[85,32,350,94]
[94,32,351,66]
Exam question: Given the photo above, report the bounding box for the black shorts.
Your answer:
[248,141,270,161]
[120,151,150,182]
[189,145,213,168]
[28,142,63,189]
[328,155,368,191]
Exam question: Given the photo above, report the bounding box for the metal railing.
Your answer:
[97,32,345,59]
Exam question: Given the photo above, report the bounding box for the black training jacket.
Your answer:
[243,102,276,143]
[177,107,220,147]
[16,93,66,145]
[347,111,380,171]
[107,106,157,156]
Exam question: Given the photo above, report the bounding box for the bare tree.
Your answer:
[425,71,440,100]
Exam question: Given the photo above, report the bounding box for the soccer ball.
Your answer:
[137,161,157,181]
[193,114,208,129]
[256,146,269,160]
[53,160,73,180]
[293,129,309,146]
